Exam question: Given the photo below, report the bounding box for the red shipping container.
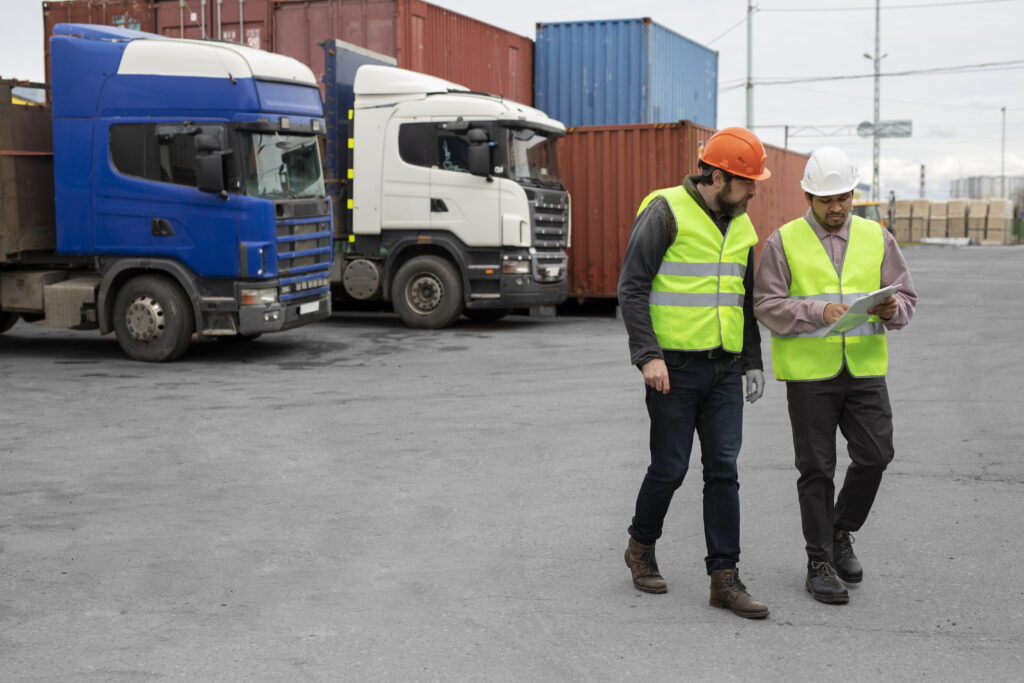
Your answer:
[153,0,271,49]
[42,0,157,84]
[44,1,531,104]
[559,121,809,300]
[268,0,533,104]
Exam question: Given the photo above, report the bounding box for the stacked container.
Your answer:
[910,199,930,241]
[43,0,533,104]
[927,201,948,238]
[891,200,912,242]
[985,199,1014,244]
[42,0,156,83]
[947,199,968,238]
[968,199,989,243]
[534,18,717,128]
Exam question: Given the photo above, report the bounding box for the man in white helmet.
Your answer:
[753,147,917,605]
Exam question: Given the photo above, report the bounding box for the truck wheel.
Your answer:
[465,308,512,323]
[113,275,194,362]
[392,255,463,329]
[0,311,17,333]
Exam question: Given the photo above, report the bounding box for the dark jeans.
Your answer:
[786,368,894,563]
[628,353,744,573]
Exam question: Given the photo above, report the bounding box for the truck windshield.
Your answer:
[505,129,562,188]
[242,132,325,199]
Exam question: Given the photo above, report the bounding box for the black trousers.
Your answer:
[786,368,894,563]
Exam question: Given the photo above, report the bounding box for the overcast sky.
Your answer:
[2,0,1022,201]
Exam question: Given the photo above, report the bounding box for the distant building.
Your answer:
[949,176,1024,200]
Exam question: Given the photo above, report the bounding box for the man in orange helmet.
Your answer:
[618,127,771,619]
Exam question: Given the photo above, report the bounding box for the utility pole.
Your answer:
[746,1,754,129]
[871,0,881,202]
[920,164,926,198]
[1001,106,1007,199]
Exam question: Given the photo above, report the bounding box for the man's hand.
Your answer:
[823,302,850,324]
[744,369,765,404]
[642,358,670,394]
[867,295,897,320]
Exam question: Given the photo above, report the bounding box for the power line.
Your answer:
[760,0,1015,11]
[705,14,753,46]
[775,82,1021,111]
[720,59,1024,91]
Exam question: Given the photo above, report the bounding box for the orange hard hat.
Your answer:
[699,127,771,181]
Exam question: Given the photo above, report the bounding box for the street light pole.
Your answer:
[746,0,754,129]
[1001,106,1007,199]
[872,0,881,202]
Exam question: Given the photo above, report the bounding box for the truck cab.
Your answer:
[0,24,333,361]
[324,42,570,328]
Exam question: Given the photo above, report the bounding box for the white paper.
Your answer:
[813,283,902,337]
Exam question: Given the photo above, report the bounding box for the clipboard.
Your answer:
[813,283,902,337]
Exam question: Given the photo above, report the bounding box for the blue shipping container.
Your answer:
[534,18,717,128]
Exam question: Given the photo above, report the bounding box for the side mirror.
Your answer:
[196,154,225,194]
[467,128,492,178]
[195,133,228,195]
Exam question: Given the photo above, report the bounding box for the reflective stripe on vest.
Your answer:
[770,216,888,380]
[638,186,758,353]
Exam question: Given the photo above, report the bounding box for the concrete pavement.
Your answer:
[1,244,1022,681]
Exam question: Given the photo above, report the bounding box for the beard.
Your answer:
[716,185,749,218]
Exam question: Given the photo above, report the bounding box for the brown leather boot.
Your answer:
[624,536,667,593]
[709,569,769,619]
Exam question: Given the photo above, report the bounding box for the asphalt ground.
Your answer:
[1,244,1022,681]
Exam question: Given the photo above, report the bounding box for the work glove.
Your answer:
[744,369,765,404]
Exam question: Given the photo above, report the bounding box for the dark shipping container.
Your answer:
[535,18,718,129]
[558,122,809,300]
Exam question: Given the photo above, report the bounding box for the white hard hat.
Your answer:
[800,146,859,196]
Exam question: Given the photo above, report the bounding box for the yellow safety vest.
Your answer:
[771,216,888,380]
[638,186,758,353]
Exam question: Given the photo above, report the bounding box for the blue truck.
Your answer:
[0,24,332,361]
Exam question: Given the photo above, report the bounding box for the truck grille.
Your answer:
[526,187,570,249]
[276,217,332,302]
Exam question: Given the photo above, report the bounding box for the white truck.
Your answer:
[322,40,570,328]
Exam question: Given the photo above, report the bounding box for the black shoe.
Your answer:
[805,561,849,604]
[833,530,863,584]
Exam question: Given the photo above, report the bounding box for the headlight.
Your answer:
[240,288,278,305]
[502,260,531,275]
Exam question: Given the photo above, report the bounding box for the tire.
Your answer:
[112,275,194,362]
[464,308,512,323]
[391,255,464,329]
[0,311,17,333]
